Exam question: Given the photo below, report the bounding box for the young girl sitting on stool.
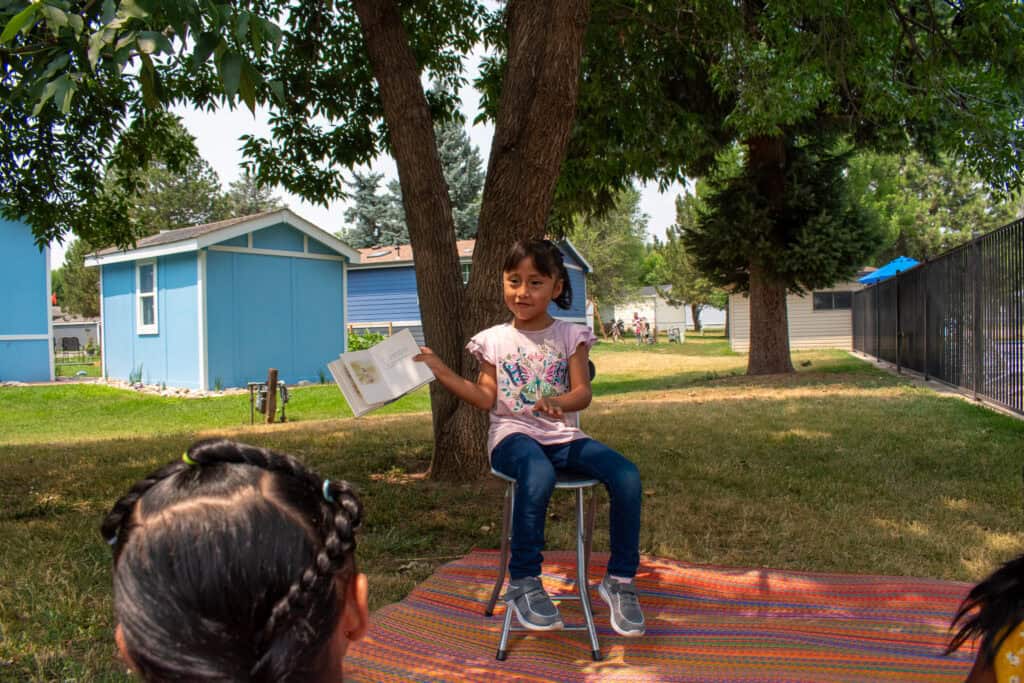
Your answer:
[415,238,645,637]
[101,438,370,681]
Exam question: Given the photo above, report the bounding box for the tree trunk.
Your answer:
[591,298,607,337]
[746,263,794,374]
[354,0,591,481]
[744,135,794,375]
[690,304,702,332]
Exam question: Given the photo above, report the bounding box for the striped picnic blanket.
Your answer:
[346,550,976,682]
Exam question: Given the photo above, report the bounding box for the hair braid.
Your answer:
[180,440,362,680]
[99,461,188,553]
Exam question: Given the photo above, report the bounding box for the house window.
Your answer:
[136,260,158,334]
[461,263,471,284]
[812,290,852,311]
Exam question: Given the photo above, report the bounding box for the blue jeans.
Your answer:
[490,434,641,580]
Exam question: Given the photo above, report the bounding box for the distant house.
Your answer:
[604,286,726,334]
[52,307,100,353]
[346,239,592,344]
[0,217,53,382]
[86,209,359,389]
[727,275,869,353]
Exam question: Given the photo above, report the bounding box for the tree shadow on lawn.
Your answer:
[2,387,1023,679]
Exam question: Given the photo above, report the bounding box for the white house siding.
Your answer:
[728,280,862,353]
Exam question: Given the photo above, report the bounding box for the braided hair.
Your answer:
[101,438,363,682]
[503,239,573,310]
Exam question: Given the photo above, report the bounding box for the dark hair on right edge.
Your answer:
[101,438,362,682]
[947,553,1024,666]
[503,238,573,310]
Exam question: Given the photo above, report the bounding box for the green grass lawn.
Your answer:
[3,333,1023,680]
[54,361,101,378]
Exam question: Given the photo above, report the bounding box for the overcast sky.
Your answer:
[50,82,685,267]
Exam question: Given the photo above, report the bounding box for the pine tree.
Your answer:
[338,172,402,247]
[222,170,284,218]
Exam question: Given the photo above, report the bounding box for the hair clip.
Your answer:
[107,534,118,546]
[322,480,335,503]
[182,452,199,466]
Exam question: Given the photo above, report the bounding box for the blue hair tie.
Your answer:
[322,480,335,503]
[107,534,118,546]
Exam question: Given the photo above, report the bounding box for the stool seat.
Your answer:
[485,468,602,661]
[489,467,599,489]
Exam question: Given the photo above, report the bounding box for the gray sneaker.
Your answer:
[598,575,646,637]
[504,576,564,631]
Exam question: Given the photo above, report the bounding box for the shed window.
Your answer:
[136,260,158,334]
[461,263,471,284]
[812,290,852,311]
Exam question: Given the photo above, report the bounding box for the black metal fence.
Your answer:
[852,218,1024,415]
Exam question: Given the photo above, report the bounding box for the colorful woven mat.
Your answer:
[345,550,976,682]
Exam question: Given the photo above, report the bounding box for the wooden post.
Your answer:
[388,321,393,337]
[265,368,278,424]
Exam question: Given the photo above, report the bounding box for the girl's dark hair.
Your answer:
[502,238,573,310]
[947,553,1024,665]
[100,438,363,682]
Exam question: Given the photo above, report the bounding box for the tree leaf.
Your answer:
[1,3,39,44]
[193,31,220,64]
[267,79,285,105]
[218,51,242,98]
[139,53,159,109]
[239,63,257,113]
[137,30,173,55]
[234,10,250,43]
[120,0,153,20]
[100,0,117,24]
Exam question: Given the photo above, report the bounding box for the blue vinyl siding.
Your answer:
[251,223,305,252]
[0,218,48,336]
[347,266,421,323]
[348,244,590,326]
[101,253,199,388]
[0,218,50,381]
[206,250,343,388]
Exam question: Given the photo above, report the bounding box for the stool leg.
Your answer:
[496,597,514,661]
[485,483,514,617]
[576,489,602,661]
[584,488,597,581]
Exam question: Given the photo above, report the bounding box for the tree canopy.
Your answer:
[554,0,1024,373]
[2,0,591,480]
[847,151,1022,264]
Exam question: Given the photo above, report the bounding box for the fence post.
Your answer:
[973,240,982,400]
[922,259,929,381]
[874,286,879,361]
[895,271,902,374]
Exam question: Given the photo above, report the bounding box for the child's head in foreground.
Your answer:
[101,438,368,682]
[502,238,573,311]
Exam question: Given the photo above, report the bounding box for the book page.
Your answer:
[367,328,434,396]
[341,348,395,406]
[327,358,375,417]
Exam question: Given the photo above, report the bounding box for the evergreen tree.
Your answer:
[60,239,100,318]
[222,170,285,218]
[655,189,728,332]
[341,119,485,246]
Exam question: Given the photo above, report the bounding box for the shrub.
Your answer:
[348,330,386,351]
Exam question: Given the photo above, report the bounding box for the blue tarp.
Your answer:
[858,256,920,285]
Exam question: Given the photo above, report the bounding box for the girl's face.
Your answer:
[503,256,562,330]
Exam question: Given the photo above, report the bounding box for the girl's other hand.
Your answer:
[532,397,564,418]
[414,347,449,375]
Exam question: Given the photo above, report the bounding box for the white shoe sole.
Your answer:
[508,599,564,631]
[598,582,646,637]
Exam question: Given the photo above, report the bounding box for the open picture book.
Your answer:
[327,328,435,417]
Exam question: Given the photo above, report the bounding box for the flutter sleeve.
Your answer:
[466,327,497,366]
[567,322,597,355]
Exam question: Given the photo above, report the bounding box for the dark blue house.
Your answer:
[347,239,592,343]
[86,210,359,390]
[0,217,53,382]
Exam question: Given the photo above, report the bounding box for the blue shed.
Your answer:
[347,239,592,343]
[86,209,359,390]
[0,217,53,382]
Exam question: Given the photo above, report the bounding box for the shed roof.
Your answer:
[85,209,359,266]
[353,238,592,271]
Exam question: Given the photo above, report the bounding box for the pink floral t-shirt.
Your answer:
[467,319,597,455]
